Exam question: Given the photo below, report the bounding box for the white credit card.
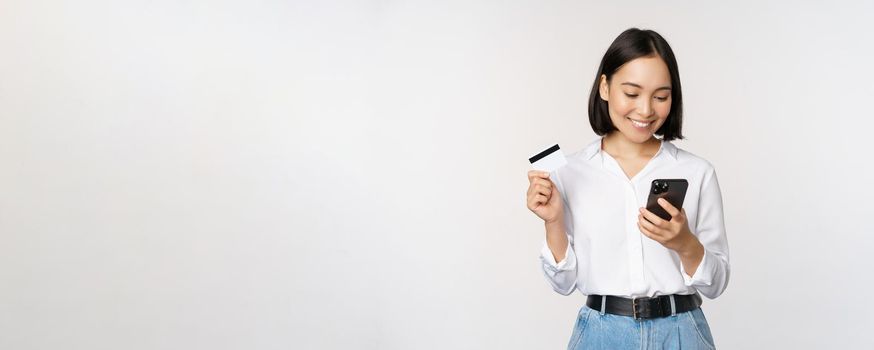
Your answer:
[529,144,567,172]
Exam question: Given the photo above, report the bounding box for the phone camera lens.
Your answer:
[652,180,669,194]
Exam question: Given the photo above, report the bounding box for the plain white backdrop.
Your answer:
[2,0,873,349]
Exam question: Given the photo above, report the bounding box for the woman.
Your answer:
[526,28,730,349]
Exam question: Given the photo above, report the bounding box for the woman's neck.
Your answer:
[601,132,661,159]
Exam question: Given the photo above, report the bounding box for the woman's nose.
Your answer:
[637,98,654,117]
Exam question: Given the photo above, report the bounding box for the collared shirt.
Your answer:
[540,137,730,299]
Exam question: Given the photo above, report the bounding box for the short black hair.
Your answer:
[588,28,684,141]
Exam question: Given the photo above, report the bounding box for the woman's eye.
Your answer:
[624,93,638,98]
[654,96,669,101]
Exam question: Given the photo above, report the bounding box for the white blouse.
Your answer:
[540,137,730,299]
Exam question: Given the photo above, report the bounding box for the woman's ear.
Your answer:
[598,74,609,102]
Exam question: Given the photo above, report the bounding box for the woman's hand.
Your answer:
[637,198,700,255]
[526,170,563,224]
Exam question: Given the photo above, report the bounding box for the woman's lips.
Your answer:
[627,116,652,129]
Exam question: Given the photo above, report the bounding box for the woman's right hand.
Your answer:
[526,170,564,224]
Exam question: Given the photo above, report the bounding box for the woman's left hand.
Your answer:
[638,198,698,254]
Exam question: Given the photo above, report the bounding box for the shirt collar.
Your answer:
[583,136,679,161]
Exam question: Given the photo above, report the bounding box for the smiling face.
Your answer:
[599,55,673,144]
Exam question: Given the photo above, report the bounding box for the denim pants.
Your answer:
[567,305,716,349]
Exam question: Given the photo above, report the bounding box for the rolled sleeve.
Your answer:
[681,249,712,286]
[541,241,575,273]
[539,241,577,295]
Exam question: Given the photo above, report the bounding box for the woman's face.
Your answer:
[599,55,673,144]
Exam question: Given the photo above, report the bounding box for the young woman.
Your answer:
[526,28,730,349]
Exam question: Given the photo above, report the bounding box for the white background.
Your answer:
[2,1,873,349]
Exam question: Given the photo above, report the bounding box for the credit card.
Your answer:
[529,144,567,172]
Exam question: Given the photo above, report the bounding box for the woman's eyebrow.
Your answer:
[620,82,672,91]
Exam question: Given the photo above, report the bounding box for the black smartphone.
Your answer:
[645,179,689,221]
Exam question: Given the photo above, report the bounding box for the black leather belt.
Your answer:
[586,293,702,320]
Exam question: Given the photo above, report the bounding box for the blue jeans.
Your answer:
[567,305,716,349]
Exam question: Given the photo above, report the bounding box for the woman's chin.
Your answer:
[618,128,654,143]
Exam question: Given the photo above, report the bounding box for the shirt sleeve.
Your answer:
[680,166,731,299]
[538,169,578,296]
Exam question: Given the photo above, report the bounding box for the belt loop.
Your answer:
[600,295,606,315]
[669,295,677,316]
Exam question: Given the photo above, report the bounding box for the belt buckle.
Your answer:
[632,297,641,320]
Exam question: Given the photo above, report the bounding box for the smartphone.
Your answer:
[645,179,689,221]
